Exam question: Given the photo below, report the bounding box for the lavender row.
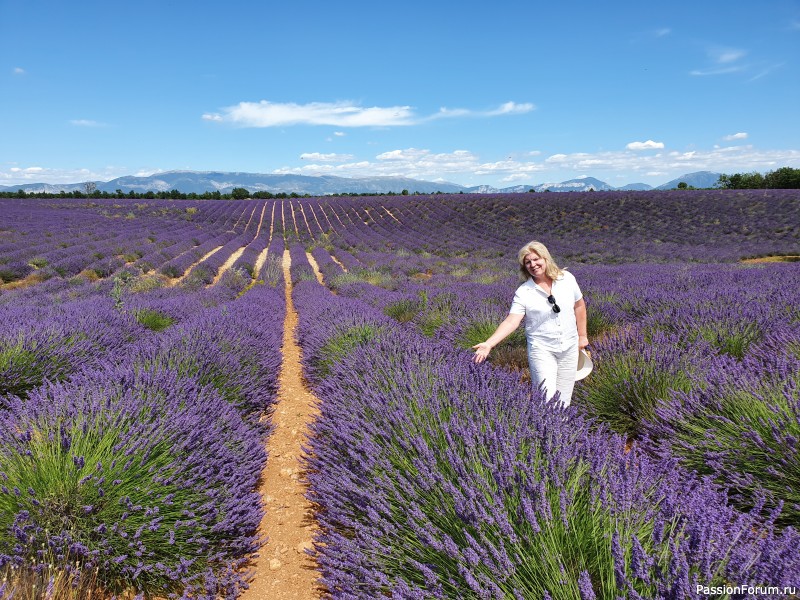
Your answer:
[324,254,800,527]
[0,269,285,597]
[278,190,800,264]
[292,278,800,598]
[0,198,266,285]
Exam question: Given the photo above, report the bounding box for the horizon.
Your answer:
[2,1,799,189]
[0,167,724,193]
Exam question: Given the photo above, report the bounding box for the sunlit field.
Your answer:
[1,190,799,599]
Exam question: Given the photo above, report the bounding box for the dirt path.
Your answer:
[170,245,223,286]
[329,254,348,273]
[211,245,247,286]
[241,249,324,600]
[306,253,324,285]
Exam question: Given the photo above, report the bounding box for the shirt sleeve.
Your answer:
[509,287,526,315]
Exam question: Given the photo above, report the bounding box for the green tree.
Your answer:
[765,167,800,189]
[230,187,250,200]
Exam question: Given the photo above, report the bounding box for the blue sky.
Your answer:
[2,0,799,189]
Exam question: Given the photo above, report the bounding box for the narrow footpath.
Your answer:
[240,249,324,600]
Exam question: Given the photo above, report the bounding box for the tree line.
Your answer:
[0,186,440,200]
[715,166,800,190]
[0,186,304,200]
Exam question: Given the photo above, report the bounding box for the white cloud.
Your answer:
[715,49,746,64]
[5,144,799,189]
[203,100,534,128]
[488,101,536,115]
[654,28,671,37]
[334,131,346,136]
[528,145,800,179]
[626,140,665,150]
[300,152,354,162]
[69,119,107,127]
[723,132,748,141]
[0,165,148,186]
[690,65,746,76]
[691,46,748,76]
[279,144,796,186]
[203,100,415,127]
[13,67,25,75]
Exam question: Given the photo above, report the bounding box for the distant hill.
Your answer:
[0,170,722,195]
[531,177,616,193]
[656,171,721,190]
[618,183,654,191]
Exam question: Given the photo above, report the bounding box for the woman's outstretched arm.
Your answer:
[472,312,525,363]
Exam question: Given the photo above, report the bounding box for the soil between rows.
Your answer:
[240,250,325,600]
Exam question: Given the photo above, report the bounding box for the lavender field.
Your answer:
[1,190,799,599]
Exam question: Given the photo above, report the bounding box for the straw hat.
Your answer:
[575,348,593,381]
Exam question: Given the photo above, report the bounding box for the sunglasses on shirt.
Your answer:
[548,295,561,313]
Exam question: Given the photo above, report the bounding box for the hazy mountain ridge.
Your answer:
[1,170,722,195]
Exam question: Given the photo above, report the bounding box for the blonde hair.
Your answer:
[517,240,563,283]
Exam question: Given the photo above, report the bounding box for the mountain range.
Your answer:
[0,170,723,195]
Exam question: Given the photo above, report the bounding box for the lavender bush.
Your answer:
[300,305,800,598]
[0,366,265,598]
[645,351,800,527]
[572,329,714,437]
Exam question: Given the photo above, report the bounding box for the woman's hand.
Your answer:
[472,342,493,363]
[578,335,589,350]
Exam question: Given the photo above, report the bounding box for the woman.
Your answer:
[472,241,588,406]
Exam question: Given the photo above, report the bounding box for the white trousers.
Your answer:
[527,342,579,407]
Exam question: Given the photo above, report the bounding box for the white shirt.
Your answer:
[509,270,583,352]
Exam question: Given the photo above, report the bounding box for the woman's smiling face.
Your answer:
[523,252,547,278]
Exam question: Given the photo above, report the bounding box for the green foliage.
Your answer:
[0,343,40,396]
[585,308,618,338]
[28,256,48,268]
[655,379,800,527]
[110,271,134,311]
[317,324,384,377]
[0,269,21,283]
[127,274,164,294]
[717,166,800,189]
[180,265,214,289]
[575,338,696,437]
[695,321,762,359]
[383,299,422,323]
[0,335,79,400]
[160,264,183,279]
[133,309,175,332]
[415,293,455,337]
[0,381,253,597]
[330,268,396,291]
[230,187,250,200]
